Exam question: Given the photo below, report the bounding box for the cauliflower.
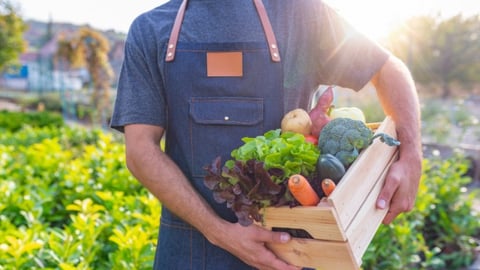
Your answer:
[318,118,373,168]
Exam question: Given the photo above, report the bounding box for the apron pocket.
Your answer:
[189,97,264,177]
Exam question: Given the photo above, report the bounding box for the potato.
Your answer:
[281,108,312,135]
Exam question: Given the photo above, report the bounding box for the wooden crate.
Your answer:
[260,116,399,269]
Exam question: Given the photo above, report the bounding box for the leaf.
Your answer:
[204,158,286,226]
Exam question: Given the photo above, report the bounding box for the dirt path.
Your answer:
[0,99,21,111]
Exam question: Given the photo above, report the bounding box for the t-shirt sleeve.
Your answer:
[314,2,390,90]
[110,26,167,133]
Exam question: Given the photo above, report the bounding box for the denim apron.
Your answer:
[154,0,284,269]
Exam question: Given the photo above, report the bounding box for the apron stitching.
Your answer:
[202,234,206,270]
[190,226,194,270]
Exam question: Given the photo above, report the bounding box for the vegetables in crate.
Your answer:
[309,86,334,137]
[288,174,320,206]
[316,153,346,183]
[330,107,366,122]
[204,129,320,226]
[280,108,312,135]
[318,118,400,169]
[321,178,336,196]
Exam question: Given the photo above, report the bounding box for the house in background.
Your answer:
[2,32,86,92]
[1,20,125,93]
[1,63,29,90]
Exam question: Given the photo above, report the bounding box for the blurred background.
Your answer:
[0,1,479,269]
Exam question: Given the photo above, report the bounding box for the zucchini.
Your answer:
[316,154,346,183]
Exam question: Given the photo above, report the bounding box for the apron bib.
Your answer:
[155,1,284,268]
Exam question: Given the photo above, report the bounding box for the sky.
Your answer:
[13,0,166,33]
[12,0,480,38]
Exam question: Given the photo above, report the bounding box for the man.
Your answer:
[110,0,422,269]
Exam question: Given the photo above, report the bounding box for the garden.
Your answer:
[0,110,160,269]
[0,95,479,269]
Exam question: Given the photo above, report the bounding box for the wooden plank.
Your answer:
[267,238,360,270]
[346,151,399,264]
[328,117,398,230]
[261,205,346,241]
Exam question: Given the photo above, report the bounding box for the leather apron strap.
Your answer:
[165,0,281,63]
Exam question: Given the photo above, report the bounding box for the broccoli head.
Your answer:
[318,118,373,168]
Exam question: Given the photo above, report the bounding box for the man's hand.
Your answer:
[208,222,301,270]
[376,155,422,224]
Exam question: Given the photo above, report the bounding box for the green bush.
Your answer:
[0,110,64,132]
[17,93,63,112]
[421,98,480,144]
[0,125,160,269]
[363,155,480,269]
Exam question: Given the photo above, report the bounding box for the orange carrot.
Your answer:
[321,178,336,196]
[288,174,320,206]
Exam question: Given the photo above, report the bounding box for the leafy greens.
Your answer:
[204,129,320,226]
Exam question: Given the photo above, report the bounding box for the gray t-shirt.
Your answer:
[111,0,389,131]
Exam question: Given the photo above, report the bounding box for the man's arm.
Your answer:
[371,55,423,224]
[123,124,300,270]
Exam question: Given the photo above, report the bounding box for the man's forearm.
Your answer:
[372,55,422,161]
[124,125,229,243]
[372,55,423,223]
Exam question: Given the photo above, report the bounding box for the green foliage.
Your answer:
[16,92,63,112]
[0,124,160,269]
[363,155,480,270]
[0,110,64,132]
[421,98,480,144]
[385,14,480,97]
[0,0,27,71]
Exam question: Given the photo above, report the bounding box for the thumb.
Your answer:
[270,231,291,244]
[254,225,292,244]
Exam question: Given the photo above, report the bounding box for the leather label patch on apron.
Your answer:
[206,51,243,77]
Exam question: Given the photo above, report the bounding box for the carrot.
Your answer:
[288,174,320,206]
[321,178,336,196]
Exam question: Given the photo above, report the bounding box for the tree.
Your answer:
[56,27,114,125]
[385,14,480,98]
[0,0,26,72]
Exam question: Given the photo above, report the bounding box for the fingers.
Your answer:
[251,225,291,244]
[376,163,403,224]
[250,227,301,270]
[376,166,401,211]
[376,162,418,224]
[258,257,302,270]
[382,209,399,225]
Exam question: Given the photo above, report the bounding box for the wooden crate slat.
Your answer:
[267,238,359,270]
[347,151,398,263]
[261,205,346,241]
[328,117,397,230]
